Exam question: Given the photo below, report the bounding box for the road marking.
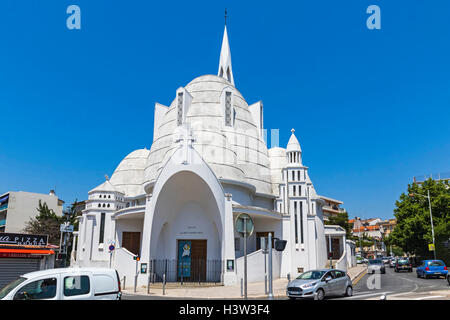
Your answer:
[343,291,393,300]
[352,270,367,286]
[414,295,444,300]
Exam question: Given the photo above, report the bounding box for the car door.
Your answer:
[61,272,94,300]
[334,270,347,295]
[321,271,337,295]
[12,275,61,300]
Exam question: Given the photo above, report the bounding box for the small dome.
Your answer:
[109,149,150,197]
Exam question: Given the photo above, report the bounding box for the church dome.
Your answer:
[144,74,272,195]
[109,148,150,197]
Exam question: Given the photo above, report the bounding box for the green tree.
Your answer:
[23,200,65,245]
[325,210,352,237]
[389,179,450,264]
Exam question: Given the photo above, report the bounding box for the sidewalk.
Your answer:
[122,265,367,299]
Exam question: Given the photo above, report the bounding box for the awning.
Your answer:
[0,248,55,255]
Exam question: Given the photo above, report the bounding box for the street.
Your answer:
[336,265,449,300]
[121,266,450,300]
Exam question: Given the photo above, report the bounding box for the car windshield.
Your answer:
[369,259,382,265]
[0,277,27,299]
[296,271,326,280]
[428,261,444,267]
[398,259,408,264]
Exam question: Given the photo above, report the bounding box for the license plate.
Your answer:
[434,272,440,275]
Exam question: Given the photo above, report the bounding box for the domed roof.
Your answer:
[108,148,150,197]
[144,74,272,195]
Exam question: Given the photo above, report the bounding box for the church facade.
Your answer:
[72,26,344,286]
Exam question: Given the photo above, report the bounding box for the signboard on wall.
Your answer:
[0,233,48,246]
[178,240,191,277]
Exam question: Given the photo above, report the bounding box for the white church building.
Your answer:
[72,26,349,286]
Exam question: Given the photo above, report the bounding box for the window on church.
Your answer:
[98,203,101,208]
[297,170,300,181]
[294,201,298,244]
[99,212,105,244]
[292,171,295,181]
[300,202,304,244]
[225,92,232,126]
[293,186,296,196]
[107,204,110,208]
[177,92,183,126]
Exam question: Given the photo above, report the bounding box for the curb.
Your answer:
[351,268,367,286]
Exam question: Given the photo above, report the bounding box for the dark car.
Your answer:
[395,258,412,273]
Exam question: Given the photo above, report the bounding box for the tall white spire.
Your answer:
[218,25,235,86]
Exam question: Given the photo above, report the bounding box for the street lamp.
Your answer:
[409,190,436,260]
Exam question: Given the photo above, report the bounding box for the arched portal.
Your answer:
[149,170,223,281]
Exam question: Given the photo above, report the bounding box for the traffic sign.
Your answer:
[235,214,254,237]
[108,244,115,252]
[428,244,435,251]
[60,223,74,233]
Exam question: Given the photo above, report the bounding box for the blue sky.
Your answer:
[0,0,449,220]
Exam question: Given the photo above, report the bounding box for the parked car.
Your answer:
[286,269,353,300]
[395,258,412,272]
[0,267,121,300]
[382,257,390,264]
[416,260,448,279]
[367,259,385,274]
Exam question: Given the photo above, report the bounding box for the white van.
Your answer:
[0,267,121,300]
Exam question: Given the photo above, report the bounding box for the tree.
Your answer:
[23,200,65,245]
[324,210,352,238]
[389,179,450,264]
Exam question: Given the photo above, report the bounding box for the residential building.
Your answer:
[320,196,346,222]
[0,190,64,233]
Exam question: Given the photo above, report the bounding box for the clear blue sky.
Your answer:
[0,1,449,220]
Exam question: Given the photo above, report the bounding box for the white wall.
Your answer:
[236,249,282,283]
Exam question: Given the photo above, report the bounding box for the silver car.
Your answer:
[286,269,353,300]
[367,259,386,274]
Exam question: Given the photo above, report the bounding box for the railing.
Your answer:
[148,259,223,284]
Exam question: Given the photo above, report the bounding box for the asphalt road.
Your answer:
[335,265,449,300]
[121,266,449,300]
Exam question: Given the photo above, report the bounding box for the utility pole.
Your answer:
[427,190,437,260]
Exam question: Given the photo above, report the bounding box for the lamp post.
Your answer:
[409,190,436,260]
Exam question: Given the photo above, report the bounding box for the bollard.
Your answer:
[264,274,268,294]
[240,278,243,297]
[123,276,126,290]
[287,273,291,282]
[147,274,151,294]
[134,275,137,293]
[163,274,166,296]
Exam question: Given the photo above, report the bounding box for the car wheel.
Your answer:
[345,286,353,297]
[425,274,429,279]
[316,289,325,301]
[416,272,420,278]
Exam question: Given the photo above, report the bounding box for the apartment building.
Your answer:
[0,190,64,233]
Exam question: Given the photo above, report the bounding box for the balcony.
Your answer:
[322,205,345,214]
